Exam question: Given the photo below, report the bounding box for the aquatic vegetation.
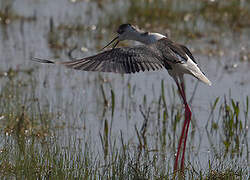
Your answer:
[0,69,248,179]
[0,2,36,25]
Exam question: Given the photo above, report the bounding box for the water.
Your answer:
[0,0,249,172]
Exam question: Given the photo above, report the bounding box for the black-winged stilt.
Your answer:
[32,23,211,173]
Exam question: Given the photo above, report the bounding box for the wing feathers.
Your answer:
[32,38,194,74]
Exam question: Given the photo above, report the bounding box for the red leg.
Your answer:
[180,103,192,170]
[174,81,192,173]
[174,112,188,171]
[174,81,187,171]
[176,81,186,103]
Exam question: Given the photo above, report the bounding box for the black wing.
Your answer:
[33,38,194,73]
[178,44,197,63]
[58,45,165,74]
[156,38,196,64]
[155,38,188,63]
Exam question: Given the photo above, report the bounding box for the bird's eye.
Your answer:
[117,29,124,34]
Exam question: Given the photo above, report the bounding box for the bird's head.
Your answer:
[101,24,141,50]
[116,24,139,41]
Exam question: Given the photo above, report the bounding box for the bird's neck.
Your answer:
[133,31,166,45]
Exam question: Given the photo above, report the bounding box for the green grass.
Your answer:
[0,69,248,179]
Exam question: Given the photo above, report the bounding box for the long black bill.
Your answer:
[31,57,55,64]
[101,36,119,51]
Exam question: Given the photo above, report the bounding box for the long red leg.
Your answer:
[181,104,192,170]
[174,81,187,171]
[174,110,188,171]
[180,82,191,170]
[174,81,192,173]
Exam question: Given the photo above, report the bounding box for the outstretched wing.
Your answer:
[33,45,166,74]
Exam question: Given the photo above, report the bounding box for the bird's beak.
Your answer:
[101,36,120,51]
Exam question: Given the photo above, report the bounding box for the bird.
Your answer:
[32,23,211,173]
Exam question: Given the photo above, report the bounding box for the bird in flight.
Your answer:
[32,23,211,174]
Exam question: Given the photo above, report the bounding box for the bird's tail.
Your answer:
[194,71,212,86]
[185,56,212,86]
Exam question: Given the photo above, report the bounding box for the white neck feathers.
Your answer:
[133,32,166,45]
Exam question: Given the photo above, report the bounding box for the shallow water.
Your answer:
[0,0,249,172]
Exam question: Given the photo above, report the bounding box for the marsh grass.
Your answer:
[0,69,248,179]
[124,0,250,40]
[0,2,36,25]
